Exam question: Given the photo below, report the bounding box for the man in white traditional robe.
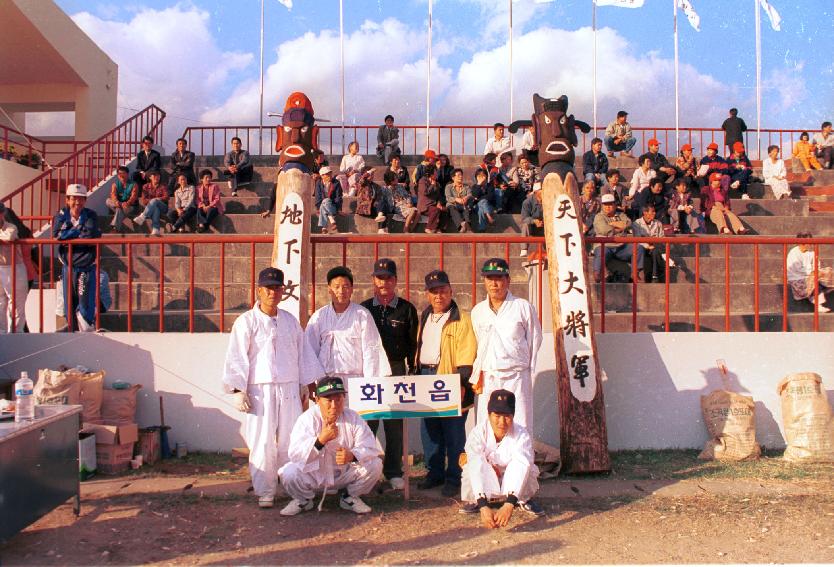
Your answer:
[222,267,325,508]
[305,266,391,386]
[461,389,543,525]
[470,258,543,430]
[279,377,383,516]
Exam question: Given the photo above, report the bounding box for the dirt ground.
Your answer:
[2,451,833,565]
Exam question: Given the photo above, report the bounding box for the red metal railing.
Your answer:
[1,105,166,232]
[182,124,810,160]
[1,125,48,170]
[3,234,833,334]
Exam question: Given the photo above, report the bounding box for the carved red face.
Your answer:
[279,107,316,162]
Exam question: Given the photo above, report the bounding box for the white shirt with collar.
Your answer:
[483,136,515,158]
[470,291,542,380]
[462,418,538,501]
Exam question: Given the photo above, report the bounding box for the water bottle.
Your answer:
[14,371,35,423]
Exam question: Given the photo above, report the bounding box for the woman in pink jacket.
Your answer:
[195,169,225,233]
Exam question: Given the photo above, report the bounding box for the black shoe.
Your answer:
[417,477,444,490]
[519,499,545,516]
[458,502,479,514]
[441,483,460,498]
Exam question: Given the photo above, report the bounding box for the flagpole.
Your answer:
[258,0,265,156]
[509,0,513,124]
[426,0,432,149]
[340,0,345,154]
[592,0,597,138]
[755,0,762,160]
[673,0,679,154]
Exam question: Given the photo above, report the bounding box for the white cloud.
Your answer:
[70,6,253,144]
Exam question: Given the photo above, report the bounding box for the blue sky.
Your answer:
[52,0,833,138]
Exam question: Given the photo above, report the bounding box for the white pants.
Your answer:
[281,458,382,500]
[0,263,28,333]
[461,456,539,503]
[244,382,302,498]
[477,370,533,430]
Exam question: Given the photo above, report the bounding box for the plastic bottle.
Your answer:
[14,371,35,423]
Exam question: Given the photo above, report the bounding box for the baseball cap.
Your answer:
[733,142,745,152]
[425,270,450,290]
[481,257,510,277]
[315,376,346,398]
[327,265,354,284]
[617,110,628,118]
[372,258,397,278]
[257,267,284,287]
[707,142,719,151]
[0,202,6,213]
[424,149,437,159]
[601,193,616,204]
[319,166,333,176]
[709,172,723,182]
[647,138,660,147]
[487,389,516,415]
[66,184,88,198]
[681,144,692,152]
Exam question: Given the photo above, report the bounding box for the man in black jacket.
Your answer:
[721,108,748,155]
[133,136,161,186]
[168,138,196,191]
[360,259,419,490]
[582,137,609,187]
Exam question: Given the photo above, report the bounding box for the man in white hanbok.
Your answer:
[222,267,325,508]
[470,258,542,430]
[461,389,543,526]
[279,377,383,516]
[305,266,391,387]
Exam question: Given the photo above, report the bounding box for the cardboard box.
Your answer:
[82,420,138,475]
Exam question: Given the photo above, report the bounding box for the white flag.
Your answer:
[276,0,292,9]
[594,0,644,7]
[677,0,700,31]
[759,0,781,31]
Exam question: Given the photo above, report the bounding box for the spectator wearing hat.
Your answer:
[132,135,161,186]
[194,169,224,233]
[582,137,609,186]
[360,260,419,491]
[483,123,515,158]
[763,145,791,199]
[414,269,477,497]
[314,166,343,234]
[0,202,29,333]
[593,193,644,282]
[279,376,383,516]
[167,138,196,192]
[445,168,474,233]
[106,166,139,232]
[459,389,543,522]
[604,111,636,157]
[417,164,445,234]
[376,114,400,164]
[727,142,754,199]
[792,131,823,172]
[786,232,834,312]
[721,108,748,154]
[638,139,677,185]
[222,267,325,508]
[674,144,698,189]
[52,184,102,331]
[132,171,169,236]
[223,137,253,197]
[305,266,391,388]
[470,258,543,432]
[413,149,438,188]
[812,122,834,169]
[338,141,366,197]
[697,142,730,191]
[700,172,746,234]
[579,179,602,236]
[520,182,544,257]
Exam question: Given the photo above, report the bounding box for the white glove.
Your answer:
[232,391,251,413]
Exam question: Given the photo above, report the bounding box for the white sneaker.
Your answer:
[279,498,314,516]
[375,212,386,222]
[520,248,528,258]
[133,214,146,225]
[377,228,388,234]
[150,227,161,236]
[339,494,372,514]
[741,194,751,200]
[389,477,405,490]
[731,181,740,189]
[819,305,831,313]
[258,495,275,509]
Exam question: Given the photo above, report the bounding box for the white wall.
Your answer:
[1,332,832,452]
[0,158,41,200]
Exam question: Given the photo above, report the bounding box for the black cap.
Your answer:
[0,202,6,213]
[372,258,397,278]
[326,266,354,284]
[487,389,516,415]
[425,270,450,290]
[617,110,628,118]
[316,376,346,398]
[481,257,510,277]
[257,267,284,287]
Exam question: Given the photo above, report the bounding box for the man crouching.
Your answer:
[461,389,543,528]
[279,377,383,516]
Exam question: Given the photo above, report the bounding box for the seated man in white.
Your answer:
[279,376,383,516]
[460,389,543,527]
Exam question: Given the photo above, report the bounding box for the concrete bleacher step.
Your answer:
[592,311,834,333]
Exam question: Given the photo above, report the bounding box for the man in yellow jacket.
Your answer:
[414,270,478,497]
